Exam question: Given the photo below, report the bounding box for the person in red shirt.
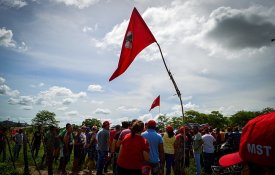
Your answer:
[117,120,149,175]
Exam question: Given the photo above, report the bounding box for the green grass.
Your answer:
[4,137,200,175]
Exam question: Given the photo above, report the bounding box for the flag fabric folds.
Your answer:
[149,95,160,111]
[109,7,157,81]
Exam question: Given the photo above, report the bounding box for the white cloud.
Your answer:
[57,106,68,111]
[188,5,275,57]
[35,86,86,107]
[30,82,45,88]
[0,28,28,52]
[138,113,153,122]
[0,77,20,97]
[172,102,199,112]
[91,100,104,104]
[0,28,16,48]
[18,41,28,52]
[93,108,111,115]
[65,110,79,116]
[8,96,34,106]
[82,24,98,33]
[53,0,100,9]
[62,98,74,105]
[117,106,139,112]
[21,106,33,110]
[87,84,103,92]
[0,0,27,8]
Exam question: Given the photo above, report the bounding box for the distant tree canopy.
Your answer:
[82,118,102,128]
[155,107,274,130]
[32,110,59,127]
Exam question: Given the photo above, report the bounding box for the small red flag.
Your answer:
[149,95,160,111]
[109,7,156,81]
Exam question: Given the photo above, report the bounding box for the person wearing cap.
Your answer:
[163,125,176,175]
[219,112,275,175]
[174,126,188,175]
[96,121,110,175]
[142,120,164,175]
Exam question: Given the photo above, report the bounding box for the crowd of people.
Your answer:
[0,112,274,175]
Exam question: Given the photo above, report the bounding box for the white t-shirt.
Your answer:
[202,133,216,153]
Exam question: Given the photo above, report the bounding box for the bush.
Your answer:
[0,162,21,175]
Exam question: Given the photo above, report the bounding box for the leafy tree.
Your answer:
[169,116,184,130]
[229,111,258,127]
[207,111,227,129]
[32,110,59,127]
[156,115,169,130]
[260,107,275,114]
[82,118,102,128]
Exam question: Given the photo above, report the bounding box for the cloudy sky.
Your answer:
[1,0,275,127]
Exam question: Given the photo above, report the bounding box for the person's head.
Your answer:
[166,125,174,138]
[18,128,23,134]
[219,112,275,174]
[102,121,110,129]
[177,126,185,134]
[227,127,232,133]
[130,119,138,127]
[131,120,144,137]
[66,123,72,133]
[121,121,130,129]
[147,120,157,130]
[115,125,121,131]
[193,126,199,134]
[49,125,56,134]
[85,127,90,133]
[92,125,98,132]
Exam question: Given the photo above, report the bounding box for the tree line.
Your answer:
[26,107,275,131]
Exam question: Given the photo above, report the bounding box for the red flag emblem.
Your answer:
[149,95,160,111]
[109,7,156,81]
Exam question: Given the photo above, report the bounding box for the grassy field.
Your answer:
[1,137,199,175]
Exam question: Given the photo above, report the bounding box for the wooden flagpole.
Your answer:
[156,42,186,169]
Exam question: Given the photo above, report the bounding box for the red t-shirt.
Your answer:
[117,133,149,170]
[110,130,117,143]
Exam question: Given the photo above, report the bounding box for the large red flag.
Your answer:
[149,95,160,111]
[109,7,156,81]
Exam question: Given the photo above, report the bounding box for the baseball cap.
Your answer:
[147,120,157,127]
[102,121,111,127]
[219,112,275,167]
[166,125,173,132]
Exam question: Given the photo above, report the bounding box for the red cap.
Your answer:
[219,112,275,167]
[147,120,157,127]
[179,126,185,134]
[102,121,110,127]
[166,125,173,132]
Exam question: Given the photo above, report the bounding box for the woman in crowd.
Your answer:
[163,125,176,175]
[116,120,150,175]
